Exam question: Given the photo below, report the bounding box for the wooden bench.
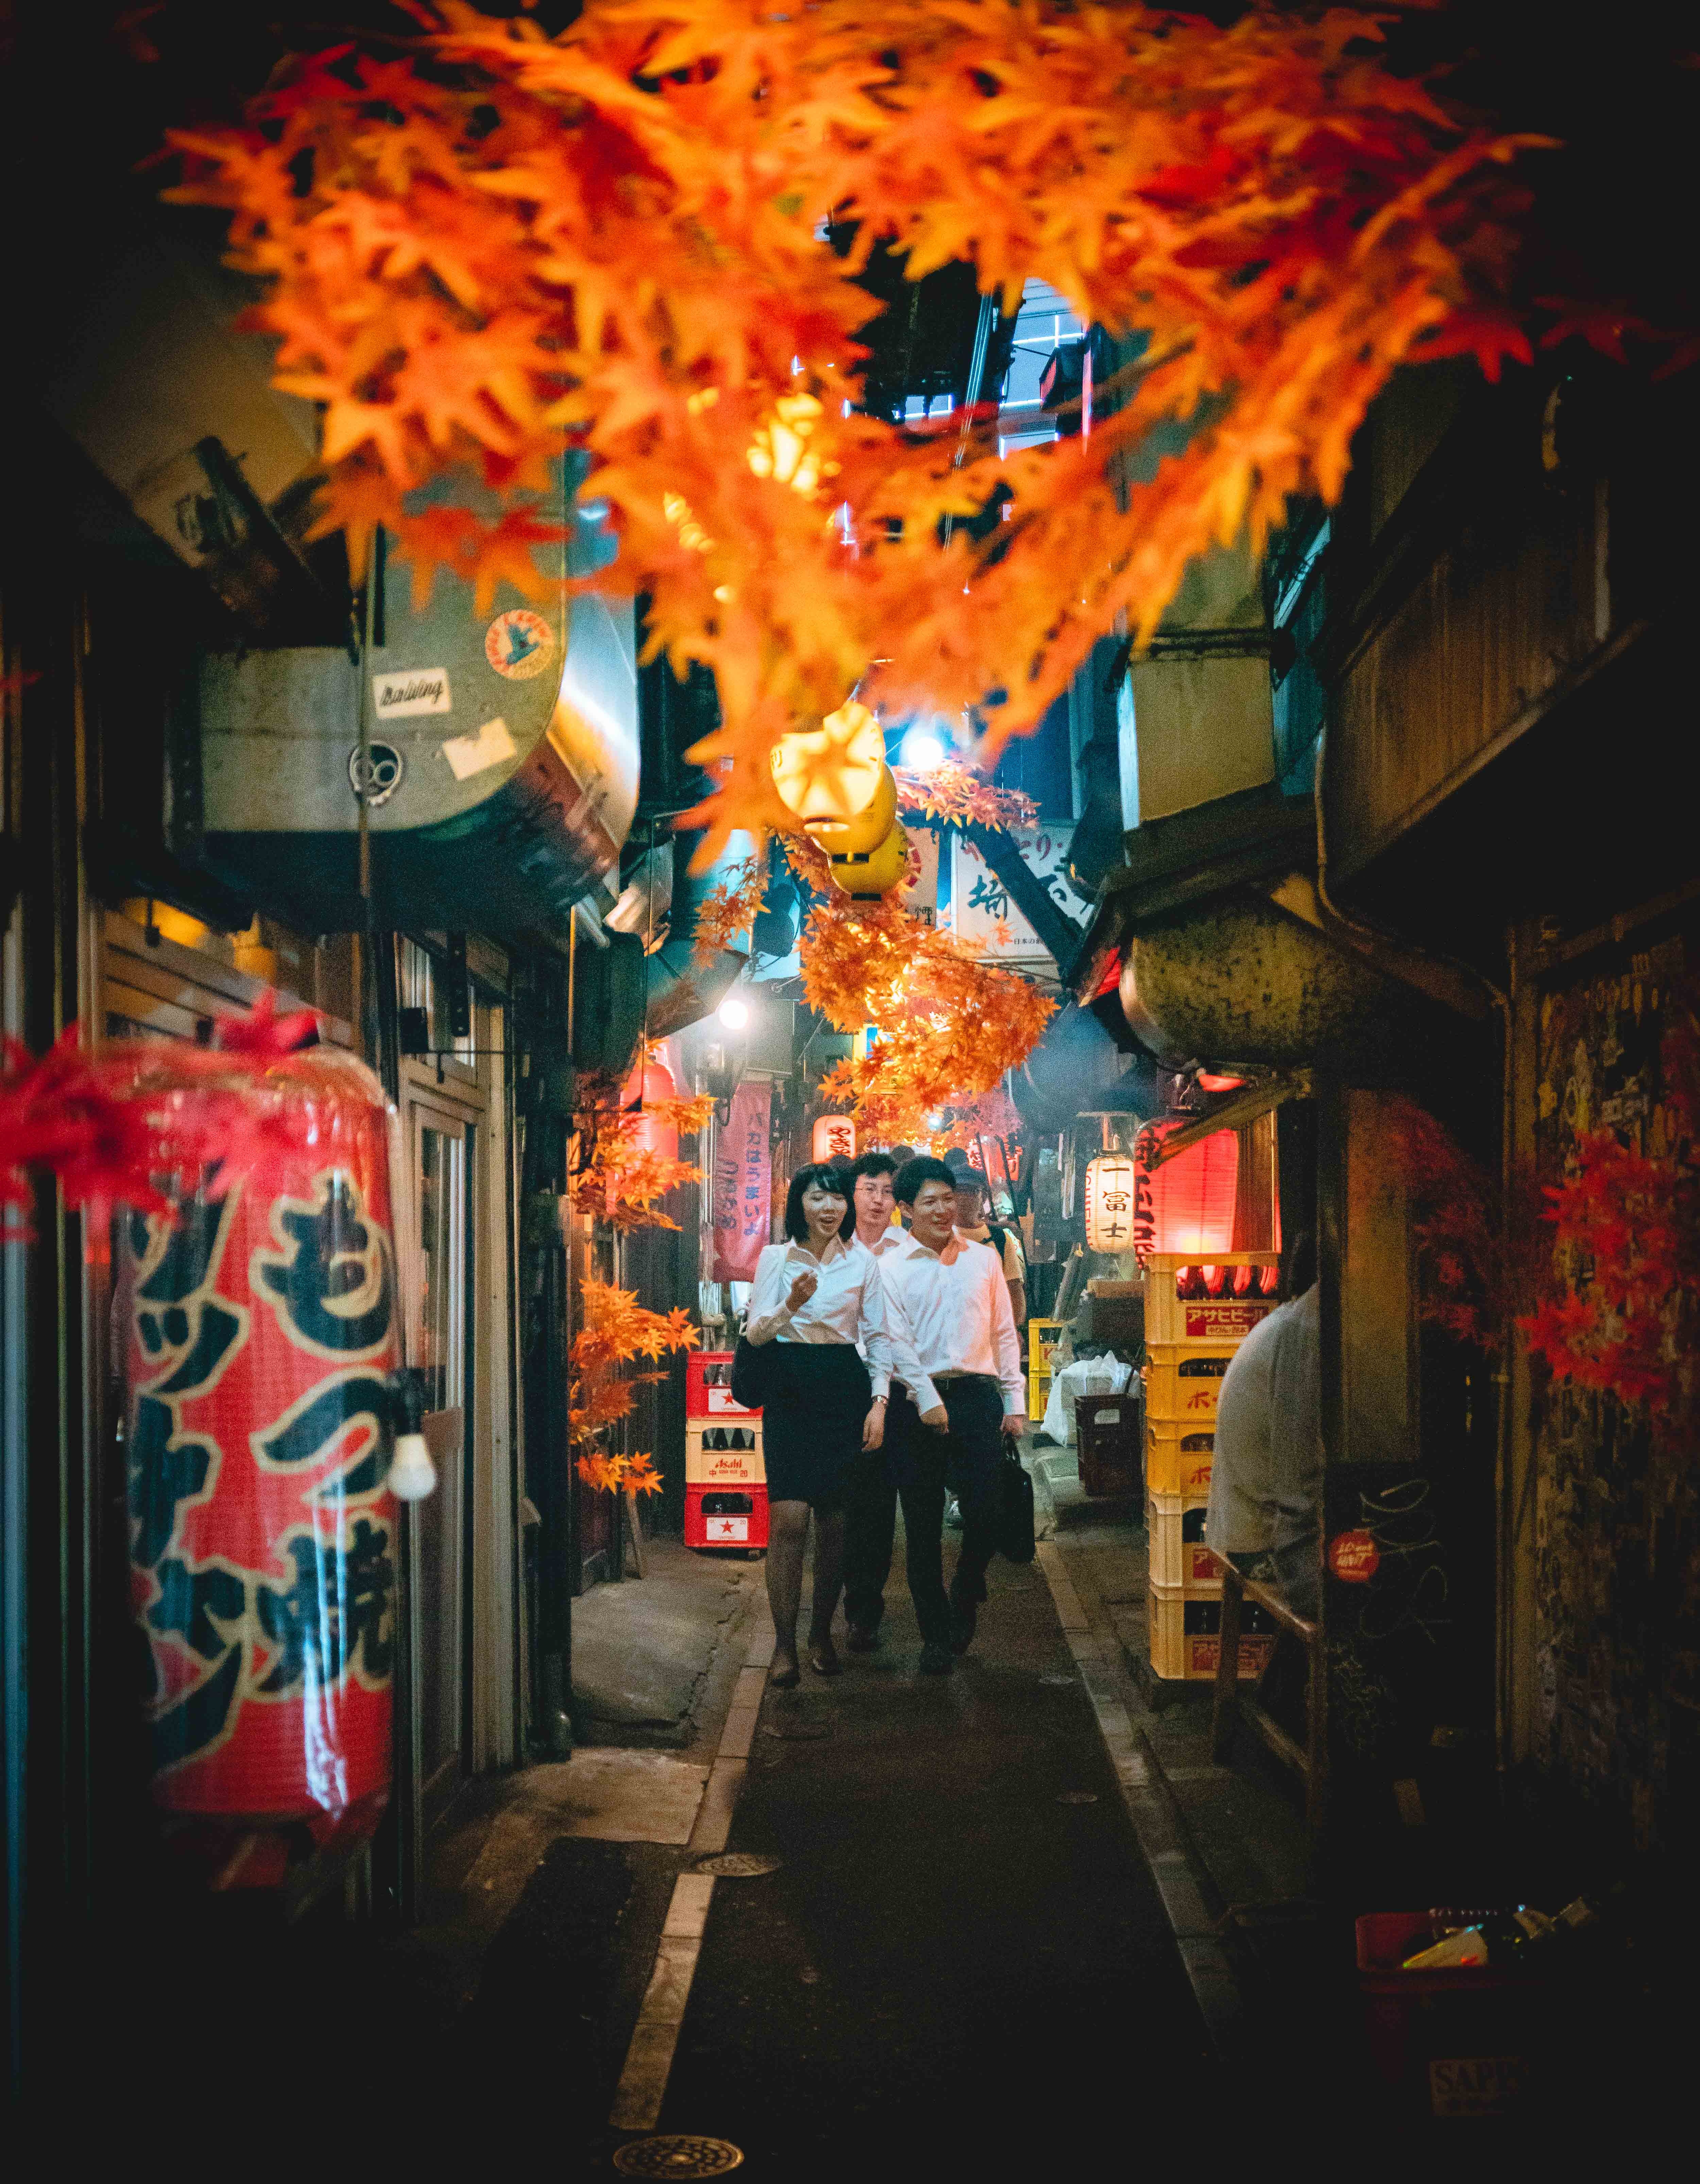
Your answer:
[1206,1547,1326,1831]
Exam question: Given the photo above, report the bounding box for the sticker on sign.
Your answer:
[372,668,451,718]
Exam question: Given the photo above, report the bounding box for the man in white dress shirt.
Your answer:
[839,1151,917,1650]
[882,1156,1027,1674]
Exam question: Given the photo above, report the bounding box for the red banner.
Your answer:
[713,1079,771,1281]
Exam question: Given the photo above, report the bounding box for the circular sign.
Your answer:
[1328,1528,1380,1583]
[484,608,554,679]
[347,741,405,807]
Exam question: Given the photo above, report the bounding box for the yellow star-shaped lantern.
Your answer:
[771,700,887,825]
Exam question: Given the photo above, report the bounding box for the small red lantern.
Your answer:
[1134,1123,1239,1261]
[812,1113,857,1165]
[622,1055,681,1163]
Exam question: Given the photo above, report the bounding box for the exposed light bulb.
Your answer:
[388,1431,438,1502]
[718,995,750,1030]
[899,723,948,774]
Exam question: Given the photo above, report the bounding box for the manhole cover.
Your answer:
[613,2138,744,2178]
[1039,1673,1074,1686]
[761,1721,829,1740]
[1056,1790,1099,1805]
[695,1852,781,1878]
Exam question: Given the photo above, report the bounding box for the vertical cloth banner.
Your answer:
[713,1079,772,1281]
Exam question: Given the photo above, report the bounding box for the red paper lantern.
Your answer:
[623,1055,681,1163]
[1134,1123,1239,1261]
[121,1050,400,1845]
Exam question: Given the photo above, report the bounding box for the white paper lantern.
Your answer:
[812,1114,857,1165]
[1084,1152,1138,1253]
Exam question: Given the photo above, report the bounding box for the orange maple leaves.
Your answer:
[167,0,1554,861]
[571,1276,698,1495]
[570,1047,715,1230]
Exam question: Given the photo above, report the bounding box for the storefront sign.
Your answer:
[713,1079,772,1280]
[1183,1299,1273,1340]
[1328,1528,1381,1582]
[945,826,1092,962]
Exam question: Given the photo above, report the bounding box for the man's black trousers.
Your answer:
[883,1379,1004,1648]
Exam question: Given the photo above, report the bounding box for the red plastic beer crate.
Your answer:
[685,1421,765,1486]
[685,1481,769,1551]
[1145,1420,1215,1497]
[1147,1581,1275,1682]
[1142,1253,1280,1349]
[1146,1490,1217,1590]
[1075,1391,1141,1497]
[686,1350,761,1420]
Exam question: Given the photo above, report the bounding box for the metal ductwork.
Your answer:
[639,834,753,1041]
[177,462,640,944]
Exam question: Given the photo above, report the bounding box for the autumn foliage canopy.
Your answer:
[168,0,1552,861]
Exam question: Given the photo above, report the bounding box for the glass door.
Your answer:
[410,1109,472,1816]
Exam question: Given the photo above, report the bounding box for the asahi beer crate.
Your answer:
[685,1482,769,1550]
[1146,1490,1218,1591]
[1147,1581,1276,1683]
[685,1421,765,1486]
[1144,1342,1235,1427]
[1027,1318,1064,1421]
[686,1350,761,1420]
[1145,1420,1216,1497]
[1142,1253,1280,1351]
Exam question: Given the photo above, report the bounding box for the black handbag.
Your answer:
[995,1441,1037,1564]
[729,1333,772,1412]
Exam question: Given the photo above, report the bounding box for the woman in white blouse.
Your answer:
[746,1162,893,1684]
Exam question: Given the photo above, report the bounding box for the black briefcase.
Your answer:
[995,1444,1037,1564]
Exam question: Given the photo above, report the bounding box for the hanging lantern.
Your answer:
[1133,1122,1239,1260]
[829,818,909,899]
[1083,1151,1138,1253]
[622,1054,681,1164]
[772,700,885,825]
[812,1114,857,1165]
[810,766,898,860]
[119,1049,406,1866]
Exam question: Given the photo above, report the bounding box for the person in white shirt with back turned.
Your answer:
[881,1156,1027,1674]
[745,1162,893,1686]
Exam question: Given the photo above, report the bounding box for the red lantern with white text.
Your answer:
[813,1114,857,1166]
[121,1049,402,1857]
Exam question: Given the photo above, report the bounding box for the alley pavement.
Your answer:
[605,1540,1219,2171]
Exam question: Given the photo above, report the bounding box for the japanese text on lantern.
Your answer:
[126,1153,399,1815]
[812,1115,856,1165]
[1084,1154,1138,1254]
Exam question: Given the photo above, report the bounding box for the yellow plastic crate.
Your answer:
[1145,1420,1216,1497]
[1027,1317,1063,1421]
[1146,1489,1218,1591]
[1142,1253,1280,1349]
[1148,1580,1275,1683]
[686,1421,765,1486]
[1144,1342,1235,1427]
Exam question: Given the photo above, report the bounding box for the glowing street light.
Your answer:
[718,994,750,1031]
[899,722,948,774]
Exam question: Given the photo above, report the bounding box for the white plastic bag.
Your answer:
[1042,1354,1132,1445]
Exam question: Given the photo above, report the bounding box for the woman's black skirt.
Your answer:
[759,1341,872,1510]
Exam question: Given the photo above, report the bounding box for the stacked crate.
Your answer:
[1144,1252,1279,1682]
[684,1351,768,1551]
[1026,1318,1063,1421]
